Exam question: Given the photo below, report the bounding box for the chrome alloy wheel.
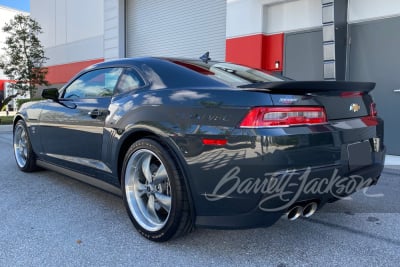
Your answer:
[14,123,29,168]
[124,149,172,232]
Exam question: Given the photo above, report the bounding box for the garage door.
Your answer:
[126,0,226,60]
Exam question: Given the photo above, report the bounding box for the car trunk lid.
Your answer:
[240,81,375,120]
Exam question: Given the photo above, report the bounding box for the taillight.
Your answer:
[361,102,378,126]
[239,107,327,128]
[370,102,377,117]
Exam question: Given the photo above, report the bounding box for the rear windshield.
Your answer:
[170,59,290,87]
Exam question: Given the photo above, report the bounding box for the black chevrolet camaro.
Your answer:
[13,57,385,241]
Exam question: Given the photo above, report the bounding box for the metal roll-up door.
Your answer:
[126,0,226,60]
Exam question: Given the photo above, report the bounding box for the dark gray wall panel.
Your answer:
[284,29,323,80]
[349,16,400,155]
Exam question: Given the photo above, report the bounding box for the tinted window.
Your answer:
[63,68,123,99]
[210,63,287,85]
[170,59,290,87]
[114,68,145,94]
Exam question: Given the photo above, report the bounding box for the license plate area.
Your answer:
[347,141,373,170]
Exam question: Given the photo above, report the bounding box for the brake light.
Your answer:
[341,91,363,98]
[240,107,327,128]
[370,102,377,117]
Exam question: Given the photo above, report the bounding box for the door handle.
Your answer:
[88,109,102,118]
[394,89,400,93]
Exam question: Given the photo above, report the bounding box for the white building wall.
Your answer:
[227,0,400,38]
[263,0,322,34]
[226,0,321,38]
[31,0,104,66]
[27,0,400,67]
[348,0,400,23]
[0,6,29,79]
[226,0,265,38]
[104,0,125,60]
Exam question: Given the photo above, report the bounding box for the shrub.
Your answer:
[0,116,14,125]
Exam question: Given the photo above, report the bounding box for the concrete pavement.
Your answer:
[0,127,400,266]
[0,125,12,132]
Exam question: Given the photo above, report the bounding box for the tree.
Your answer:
[0,14,48,111]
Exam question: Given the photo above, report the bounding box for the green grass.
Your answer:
[0,116,13,125]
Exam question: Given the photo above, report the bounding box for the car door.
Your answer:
[38,67,123,176]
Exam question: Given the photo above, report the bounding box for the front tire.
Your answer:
[13,120,38,172]
[121,138,192,242]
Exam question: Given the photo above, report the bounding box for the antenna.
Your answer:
[200,52,211,63]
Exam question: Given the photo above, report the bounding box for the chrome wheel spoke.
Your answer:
[124,148,172,232]
[21,131,26,141]
[134,179,147,197]
[21,144,27,159]
[14,124,28,168]
[154,192,171,212]
[141,154,153,183]
[146,194,160,223]
[153,164,167,184]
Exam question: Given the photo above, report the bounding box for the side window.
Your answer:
[63,68,123,99]
[114,68,145,94]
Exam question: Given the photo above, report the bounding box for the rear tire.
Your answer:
[121,138,193,242]
[13,120,38,172]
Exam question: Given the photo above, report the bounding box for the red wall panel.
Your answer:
[1,58,104,93]
[0,80,12,91]
[226,34,263,68]
[262,33,284,71]
[46,58,104,84]
[0,80,5,91]
[226,33,284,71]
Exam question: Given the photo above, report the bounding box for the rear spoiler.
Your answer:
[239,81,376,94]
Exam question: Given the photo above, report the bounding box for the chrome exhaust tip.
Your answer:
[302,202,318,218]
[286,206,303,221]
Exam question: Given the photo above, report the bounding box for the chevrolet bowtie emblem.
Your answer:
[349,103,361,112]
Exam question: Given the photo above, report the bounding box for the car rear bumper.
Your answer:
[179,118,386,229]
[194,150,385,229]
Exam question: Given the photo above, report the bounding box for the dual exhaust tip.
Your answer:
[286,202,318,221]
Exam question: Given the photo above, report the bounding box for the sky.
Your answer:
[0,0,30,12]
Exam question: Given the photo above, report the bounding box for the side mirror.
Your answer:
[42,88,59,101]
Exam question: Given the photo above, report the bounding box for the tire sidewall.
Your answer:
[13,120,35,172]
[121,138,185,241]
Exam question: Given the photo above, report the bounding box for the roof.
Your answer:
[0,5,29,14]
